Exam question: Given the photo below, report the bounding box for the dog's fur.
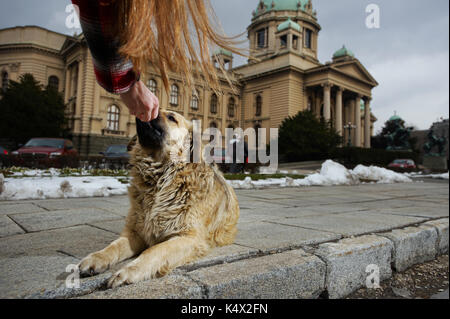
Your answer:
[78,111,240,288]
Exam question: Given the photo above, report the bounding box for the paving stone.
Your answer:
[89,219,125,235]
[0,225,118,259]
[280,211,425,237]
[0,215,24,238]
[380,225,438,272]
[188,249,326,299]
[424,218,449,255]
[81,274,203,299]
[0,203,46,215]
[373,206,449,219]
[35,198,129,213]
[9,208,122,232]
[182,244,260,271]
[315,235,394,299]
[0,254,79,299]
[235,221,340,251]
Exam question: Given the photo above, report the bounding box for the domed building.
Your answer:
[0,0,378,155]
[234,0,378,149]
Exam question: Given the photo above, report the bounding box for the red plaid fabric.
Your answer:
[72,0,138,94]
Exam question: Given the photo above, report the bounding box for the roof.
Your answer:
[277,18,301,32]
[333,45,355,58]
[389,113,403,121]
[214,48,233,57]
[257,0,309,12]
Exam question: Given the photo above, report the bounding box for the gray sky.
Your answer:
[1,0,448,132]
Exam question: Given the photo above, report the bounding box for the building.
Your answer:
[0,0,378,156]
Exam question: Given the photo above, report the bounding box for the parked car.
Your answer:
[388,159,417,170]
[100,145,130,160]
[12,138,78,157]
[100,145,130,169]
[0,146,8,155]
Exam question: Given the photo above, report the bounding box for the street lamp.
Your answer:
[343,122,356,147]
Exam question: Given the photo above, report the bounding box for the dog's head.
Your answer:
[132,110,193,163]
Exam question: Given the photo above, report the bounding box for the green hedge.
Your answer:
[330,147,420,169]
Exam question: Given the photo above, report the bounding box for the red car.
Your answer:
[388,159,417,170]
[12,138,78,158]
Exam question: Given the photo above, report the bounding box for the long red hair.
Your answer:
[112,0,244,92]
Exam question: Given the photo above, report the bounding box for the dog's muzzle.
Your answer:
[136,117,165,148]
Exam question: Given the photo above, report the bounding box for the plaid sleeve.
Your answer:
[72,0,138,94]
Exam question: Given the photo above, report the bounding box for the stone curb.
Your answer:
[28,218,449,299]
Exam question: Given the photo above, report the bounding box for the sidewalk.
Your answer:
[0,180,448,299]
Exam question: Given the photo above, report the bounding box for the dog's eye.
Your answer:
[168,115,177,124]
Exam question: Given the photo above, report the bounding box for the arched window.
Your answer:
[210,93,218,114]
[255,95,262,116]
[228,97,235,118]
[1,71,9,92]
[107,105,120,131]
[48,76,59,91]
[170,84,179,106]
[147,79,157,94]
[190,90,199,110]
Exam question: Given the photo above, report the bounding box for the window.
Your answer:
[305,29,312,49]
[209,122,218,142]
[280,35,287,48]
[210,93,218,114]
[256,28,267,48]
[107,105,120,131]
[148,79,157,94]
[48,76,59,91]
[228,97,235,118]
[170,84,179,106]
[190,90,199,110]
[1,71,8,92]
[255,95,262,116]
[293,35,299,50]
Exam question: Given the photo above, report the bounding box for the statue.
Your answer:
[424,129,447,157]
[386,119,413,151]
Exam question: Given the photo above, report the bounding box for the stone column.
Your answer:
[323,83,331,121]
[364,98,372,148]
[64,67,71,103]
[335,87,343,137]
[354,94,362,147]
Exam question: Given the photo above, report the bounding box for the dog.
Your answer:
[78,110,240,288]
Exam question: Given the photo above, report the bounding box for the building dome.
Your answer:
[277,18,301,32]
[333,45,355,59]
[213,48,233,57]
[389,112,402,122]
[256,0,310,14]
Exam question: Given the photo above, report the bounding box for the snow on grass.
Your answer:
[0,160,418,200]
[0,176,128,201]
[229,160,412,189]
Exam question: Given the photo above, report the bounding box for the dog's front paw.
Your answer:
[107,265,143,289]
[78,253,110,277]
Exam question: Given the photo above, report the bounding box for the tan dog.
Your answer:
[78,110,240,288]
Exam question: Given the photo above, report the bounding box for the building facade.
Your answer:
[0,0,378,156]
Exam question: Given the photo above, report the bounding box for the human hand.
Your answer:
[120,80,159,122]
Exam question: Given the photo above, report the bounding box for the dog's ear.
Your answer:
[128,135,138,152]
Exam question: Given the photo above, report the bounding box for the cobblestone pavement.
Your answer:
[0,180,448,298]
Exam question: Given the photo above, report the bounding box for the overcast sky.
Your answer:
[1,0,448,132]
